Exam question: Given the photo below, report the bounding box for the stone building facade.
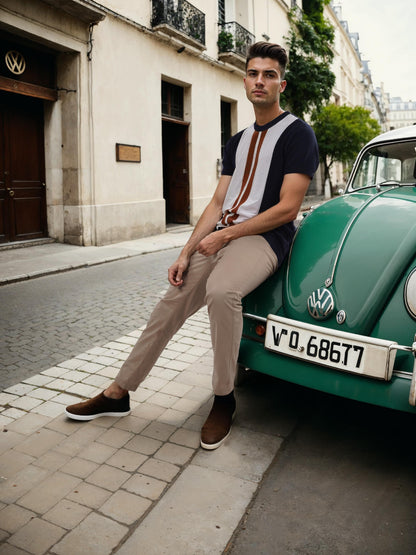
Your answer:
[0,0,298,246]
[1,0,382,245]
[388,97,416,129]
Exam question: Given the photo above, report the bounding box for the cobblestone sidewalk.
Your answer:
[0,308,283,554]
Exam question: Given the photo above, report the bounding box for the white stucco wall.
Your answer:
[326,5,363,107]
[88,8,255,244]
[3,0,338,246]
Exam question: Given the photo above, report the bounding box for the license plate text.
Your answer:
[271,326,364,368]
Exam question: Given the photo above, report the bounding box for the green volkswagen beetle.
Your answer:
[239,125,416,413]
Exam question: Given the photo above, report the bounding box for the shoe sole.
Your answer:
[65,409,131,421]
[200,428,231,450]
[200,410,235,450]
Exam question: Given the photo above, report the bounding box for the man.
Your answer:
[66,42,319,450]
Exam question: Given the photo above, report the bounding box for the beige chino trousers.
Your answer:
[115,235,278,396]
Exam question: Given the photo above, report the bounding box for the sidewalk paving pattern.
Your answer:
[0,218,309,554]
[0,204,324,553]
[0,311,283,554]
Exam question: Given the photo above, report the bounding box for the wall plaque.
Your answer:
[116,143,141,163]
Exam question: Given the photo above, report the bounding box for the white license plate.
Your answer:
[264,315,397,380]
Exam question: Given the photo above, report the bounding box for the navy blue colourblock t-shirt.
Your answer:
[221,111,319,264]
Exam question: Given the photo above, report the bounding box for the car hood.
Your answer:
[284,188,416,335]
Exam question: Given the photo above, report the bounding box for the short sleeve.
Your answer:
[221,131,244,176]
[282,122,319,178]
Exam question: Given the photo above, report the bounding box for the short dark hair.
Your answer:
[245,42,288,78]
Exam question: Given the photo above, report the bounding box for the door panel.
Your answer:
[0,102,6,241]
[0,91,47,243]
[162,120,189,224]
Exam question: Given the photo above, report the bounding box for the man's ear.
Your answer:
[280,80,287,92]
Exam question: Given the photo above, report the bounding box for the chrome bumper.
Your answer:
[407,338,416,405]
[392,336,416,405]
[391,338,416,405]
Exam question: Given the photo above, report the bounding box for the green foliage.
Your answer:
[303,0,333,38]
[282,6,335,119]
[217,31,234,52]
[311,104,381,189]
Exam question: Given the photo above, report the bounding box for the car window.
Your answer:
[349,140,416,190]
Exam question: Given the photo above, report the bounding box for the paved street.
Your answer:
[0,235,291,554]
[0,250,177,391]
[227,387,416,554]
[0,242,293,555]
[1,234,416,553]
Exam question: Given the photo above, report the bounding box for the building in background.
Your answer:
[373,84,390,129]
[323,3,364,190]
[0,0,394,247]
[323,2,390,190]
[387,97,416,129]
[361,60,387,131]
[0,0,300,247]
[327,5,363,109]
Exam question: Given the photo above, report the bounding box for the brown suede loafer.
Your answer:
[65,391,130,421]
[200,392,236,450]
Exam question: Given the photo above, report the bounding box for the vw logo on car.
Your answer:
[307,287,335,320]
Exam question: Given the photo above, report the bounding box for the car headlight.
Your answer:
[404,268,416,320]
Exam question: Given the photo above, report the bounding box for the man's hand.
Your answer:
[168,253,190,287]
[196,231,227,257]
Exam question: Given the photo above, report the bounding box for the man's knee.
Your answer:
[206,282,241,310]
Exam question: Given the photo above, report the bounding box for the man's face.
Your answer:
[244,57,287,106]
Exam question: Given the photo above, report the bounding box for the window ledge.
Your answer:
[41,0,106,24]
[218,51,246,71]
[153,24,206,52]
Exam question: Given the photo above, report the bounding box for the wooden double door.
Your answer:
[0,91,47,243]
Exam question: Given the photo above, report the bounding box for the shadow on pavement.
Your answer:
[228,375,416,555]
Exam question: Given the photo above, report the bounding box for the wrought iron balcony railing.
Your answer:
[152,0,205,47]
[217,21,255,58]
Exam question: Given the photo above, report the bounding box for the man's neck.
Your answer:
[254,105,284,126]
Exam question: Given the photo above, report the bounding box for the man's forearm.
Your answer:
[219,204,292,243]
[218,172,310,244]
[195,201,295,258]
[179,175,232,258]
[181,202,222,257]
